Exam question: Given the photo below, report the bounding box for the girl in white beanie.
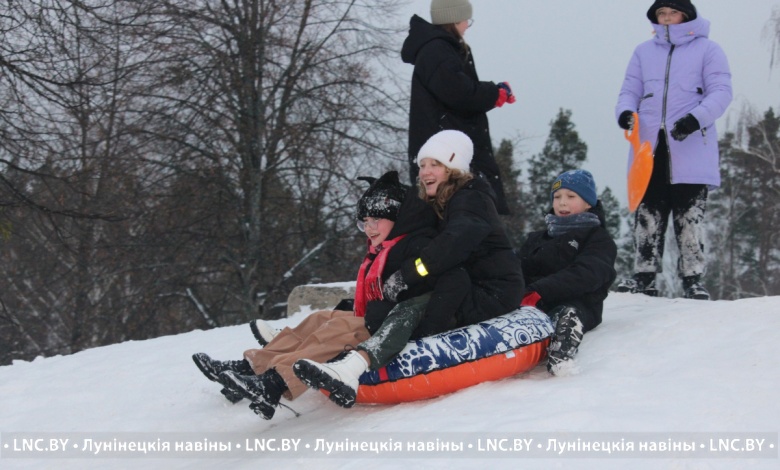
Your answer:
[293,130,524,409]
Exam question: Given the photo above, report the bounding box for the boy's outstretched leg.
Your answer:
[546,306,585,376]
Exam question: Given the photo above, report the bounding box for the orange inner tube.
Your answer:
[354,338,550,404]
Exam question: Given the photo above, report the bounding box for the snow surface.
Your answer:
[1,294,778,469]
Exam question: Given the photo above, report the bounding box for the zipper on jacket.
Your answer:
[696,87,707,145]
[660,26,675,184]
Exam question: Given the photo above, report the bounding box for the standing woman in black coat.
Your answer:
[401,0,516,214]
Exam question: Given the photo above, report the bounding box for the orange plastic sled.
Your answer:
[624,112,654,212]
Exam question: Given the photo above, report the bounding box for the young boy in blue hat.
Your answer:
[517,170,617,375]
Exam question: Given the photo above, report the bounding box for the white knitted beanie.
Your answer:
[416,130,473,173]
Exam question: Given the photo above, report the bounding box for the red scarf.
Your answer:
[353,234,406,318]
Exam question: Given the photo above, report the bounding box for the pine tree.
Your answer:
[588,186,634,290]
[597,187,625,290]
[598,187,621,240]
[526,109,588,231]
[706,108,780,298]
[586,185,634,291]
[493,138,527,247]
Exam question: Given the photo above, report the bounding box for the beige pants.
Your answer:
[243,310,370,400]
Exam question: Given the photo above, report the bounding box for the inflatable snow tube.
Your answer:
[354,306,554,404]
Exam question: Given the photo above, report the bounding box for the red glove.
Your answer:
[521,291,541,307]
[495,82,516,108]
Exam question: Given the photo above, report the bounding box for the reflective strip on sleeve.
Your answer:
[415,258,429,277]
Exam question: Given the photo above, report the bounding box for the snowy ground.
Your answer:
[1,293,778,469]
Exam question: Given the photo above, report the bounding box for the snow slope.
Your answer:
[1,294,778,469]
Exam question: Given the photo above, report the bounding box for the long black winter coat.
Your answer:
[361,187,438,334]
[401,15,509,214]
[518,203,617,332]
[400,175,523,335]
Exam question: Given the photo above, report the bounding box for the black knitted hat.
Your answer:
[647,0,697,23]
[356,171,407,222]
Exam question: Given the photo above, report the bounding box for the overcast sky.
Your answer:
[391,0,780,205]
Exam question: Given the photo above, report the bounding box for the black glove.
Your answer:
[412,313,457,340]
[618,110,634,130]
[333,299,354,311]
[364,300,395,335]
[670,114,700,141]
[382,270,408,303]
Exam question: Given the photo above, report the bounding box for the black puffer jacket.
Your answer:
[401,15,508,214]
[361,186,438,334]
[400,175,523,331]
[518,202,617,332]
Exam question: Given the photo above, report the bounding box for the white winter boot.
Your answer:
[249,319,280,346]
[293,351,369,408]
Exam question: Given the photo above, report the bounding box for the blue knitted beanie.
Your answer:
[550,170,598,207]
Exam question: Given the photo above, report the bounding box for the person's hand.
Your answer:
[382,270,408,303]
[495,82,516,107]
[521,291,541,308]
[670,114,700,141]
[364,300,394,335]
[618,110,634,130]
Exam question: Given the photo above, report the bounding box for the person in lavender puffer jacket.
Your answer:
[614,0,732,300]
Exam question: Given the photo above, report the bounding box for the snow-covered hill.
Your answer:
[1,294,778,470]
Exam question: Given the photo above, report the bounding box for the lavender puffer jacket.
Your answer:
[615,16,732,187]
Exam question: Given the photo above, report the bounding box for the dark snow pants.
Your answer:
[358,293,430,369]
[358,268,514,369]
[633,133,708,278]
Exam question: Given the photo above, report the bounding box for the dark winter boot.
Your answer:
[682,275,710,300]
[292,350,368,408]
[192,353,254,382]
[547,307,585,376]
[192,353,255,404]
[249,319,280,347]
[616,272,658,297]
[218,369,287,420]
[220,387,245,404]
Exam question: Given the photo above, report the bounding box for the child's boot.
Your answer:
[249,319,280,346]
[192,353,254,382]
[547,307,585,376]
[292,350,369,408]
[218,369,287,420]
[192,353,255,403]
